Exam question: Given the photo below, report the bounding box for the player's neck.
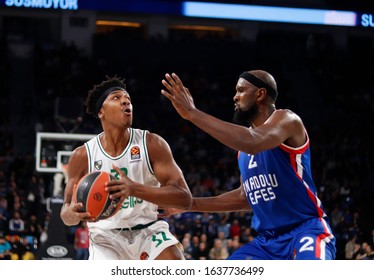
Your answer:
[100,128,131,157]
[251,105,276,128]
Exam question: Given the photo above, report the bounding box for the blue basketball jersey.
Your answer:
[238,136,333,237]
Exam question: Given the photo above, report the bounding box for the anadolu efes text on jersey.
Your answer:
[242,172,278,205]
[238,137,328,235]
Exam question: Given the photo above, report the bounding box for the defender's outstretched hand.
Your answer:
[161,73,196,120]
[157,207,185,219]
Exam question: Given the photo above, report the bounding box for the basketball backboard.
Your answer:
[35,132,95,173]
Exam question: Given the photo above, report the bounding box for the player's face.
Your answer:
[101,90,133,127]
[233,78,259,125]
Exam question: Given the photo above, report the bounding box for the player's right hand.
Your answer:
[161,73,197,120]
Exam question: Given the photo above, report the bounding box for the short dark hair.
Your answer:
[85,75,126,117]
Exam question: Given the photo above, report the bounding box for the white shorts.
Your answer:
[88,220,179,260]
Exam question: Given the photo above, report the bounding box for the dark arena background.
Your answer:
[0,0,373,260]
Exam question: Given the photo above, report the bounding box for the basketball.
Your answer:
[73,171,121,220]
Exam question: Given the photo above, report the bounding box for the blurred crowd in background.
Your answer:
[0,25,373,260]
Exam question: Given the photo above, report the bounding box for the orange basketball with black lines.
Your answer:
[73,171,121,220]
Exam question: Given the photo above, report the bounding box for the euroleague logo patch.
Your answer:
[130,146,141,160]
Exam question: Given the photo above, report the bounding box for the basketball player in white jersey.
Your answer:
[60,76,192,260]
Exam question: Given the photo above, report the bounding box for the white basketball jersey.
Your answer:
[84,128,160,229]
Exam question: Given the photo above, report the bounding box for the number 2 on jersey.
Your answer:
[299,236,314,252]
[248,155,257,169]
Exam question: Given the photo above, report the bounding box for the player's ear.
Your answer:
[98,109,104,119]
[257,88,267,102]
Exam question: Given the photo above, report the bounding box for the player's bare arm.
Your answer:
[106,132,192,210]
[192,184,250,212]
[60,146,94,226]
[161,73,306,154]
[158,184,250,218]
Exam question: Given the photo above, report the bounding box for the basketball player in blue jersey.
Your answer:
[161,71,336,260]
[60,76,192,260]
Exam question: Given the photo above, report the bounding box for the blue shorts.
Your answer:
[228,218,336,260]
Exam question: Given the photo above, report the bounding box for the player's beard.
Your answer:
[233,103,259,127]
